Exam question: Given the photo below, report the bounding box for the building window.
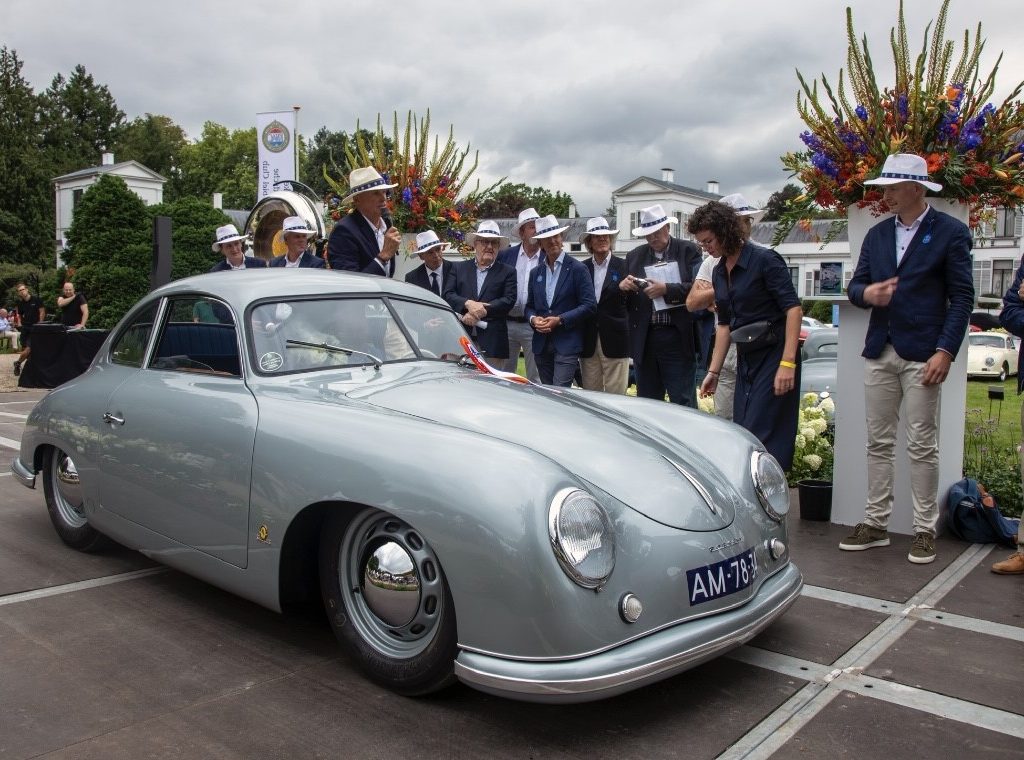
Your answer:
[992,259,1015,297]
[789,267,799,294]
[72,188,83,209]
[995,208,1020,239]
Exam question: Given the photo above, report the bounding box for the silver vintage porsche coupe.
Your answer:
[12,269,802,703]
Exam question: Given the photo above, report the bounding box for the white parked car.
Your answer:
[966,331,1018,382]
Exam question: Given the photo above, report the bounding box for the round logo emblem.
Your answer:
[259,352,284,372]
[261,120,290,153]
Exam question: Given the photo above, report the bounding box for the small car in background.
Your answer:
[800,316,826,344]
[967,331,1018,382]
[800,327,839,403]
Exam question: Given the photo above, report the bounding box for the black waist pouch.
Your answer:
[731,319,778,355]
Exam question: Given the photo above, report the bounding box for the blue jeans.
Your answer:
[536,351,580,387]
[636,326,696,407]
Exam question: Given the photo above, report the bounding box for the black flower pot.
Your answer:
[798,479,833,521]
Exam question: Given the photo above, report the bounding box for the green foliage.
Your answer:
[761,185,802,222]
[169,121,258,209]
[0,47,53,267]
[149,196,230,278]
[788,393,836,486]
[476,182,576,219]
[800,300,835,323]
[0,262,44,309]
[302,126,391,197]
[115,113,188,180]
[963,407,1023,518]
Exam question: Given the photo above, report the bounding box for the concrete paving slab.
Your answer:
[864,621,1023,715]
[934,558,1024,629]
[769,690,1024,759]
[749,595,890,665]
[0,483,154,596]
[786,510,967,602]
[0,571,336,758]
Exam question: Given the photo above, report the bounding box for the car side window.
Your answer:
[151,296,242,377]
[110,302,159,367]
[1008,337,1016,350]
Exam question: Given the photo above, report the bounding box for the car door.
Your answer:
[97,295,256,568]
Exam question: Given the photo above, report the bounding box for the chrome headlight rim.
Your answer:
[547,487,615,590]
[750,451,788,523]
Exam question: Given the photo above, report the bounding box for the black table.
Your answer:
[18,325,109,389]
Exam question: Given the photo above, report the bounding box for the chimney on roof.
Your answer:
[661,167,675,184]
[101,151,114,166]
[568,203,576,219]
[706,180,720,195]
[212,193,223,210]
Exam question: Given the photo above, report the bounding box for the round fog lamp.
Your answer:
[767,538,787,560]
[619,593,643,623]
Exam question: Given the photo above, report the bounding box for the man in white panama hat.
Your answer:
[618,203,702,406]
[579,216,629,394]
[444,220,517,361]
[497,207,543,381]
[209,224,266,272]
[327,166,401,276]
[404,230,454,295]
[270,216,324,268]
[840,153,974,565]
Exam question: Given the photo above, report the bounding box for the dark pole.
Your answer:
[151,216,173,291]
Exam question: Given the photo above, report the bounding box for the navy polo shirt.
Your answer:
[712,241,800,329]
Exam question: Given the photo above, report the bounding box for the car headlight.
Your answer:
[985,356,995,367]
[548,488,615,589]
[750,451,789,522]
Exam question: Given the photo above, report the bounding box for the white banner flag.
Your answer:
[256,110,297,200]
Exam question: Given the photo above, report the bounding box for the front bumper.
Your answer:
[454,562,802,703]
[11,457,36,489]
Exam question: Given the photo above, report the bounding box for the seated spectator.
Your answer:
[0,308,20,350]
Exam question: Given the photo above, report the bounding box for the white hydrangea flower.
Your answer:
[803,454,823,470]
[801,426,817,441]
[795,434,807,450]
[809,418,828,434]
[820,397,835,414]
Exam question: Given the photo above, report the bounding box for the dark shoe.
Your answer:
[12,360,20,377]
[991,551,1024,575]
[839,523,890,551]
[908,532,936,564]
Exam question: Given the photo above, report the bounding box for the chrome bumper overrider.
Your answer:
[454,563,803,703]
[11,457,36,489]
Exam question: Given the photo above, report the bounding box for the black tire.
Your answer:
[319,508,457,696]
[1000,362,1009,382]
[42,447,107,552]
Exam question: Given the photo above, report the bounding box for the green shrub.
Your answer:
[963,408,1023,519]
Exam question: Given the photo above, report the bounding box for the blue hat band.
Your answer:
[588,225,611,232]
[879,171,930,181]
[349,178,389,194]
[640,216,668,228]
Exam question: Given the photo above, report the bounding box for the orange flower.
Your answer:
[925,153,946,173]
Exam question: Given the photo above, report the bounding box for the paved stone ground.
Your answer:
[1,387,1022,759]
[0,352,21,393]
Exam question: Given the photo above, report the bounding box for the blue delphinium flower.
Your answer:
[811,151,840,179]
[897,93,909,120]
[855,105,868,121]
[402,187,413,204]
[800,131,825,152]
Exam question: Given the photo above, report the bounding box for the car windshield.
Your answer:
[970,334,1006,348]
[248,297,469,374]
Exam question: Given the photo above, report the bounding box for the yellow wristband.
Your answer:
[779,360,797,369]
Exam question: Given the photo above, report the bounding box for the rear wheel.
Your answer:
[319,508,457,695]
[42,447,107,551]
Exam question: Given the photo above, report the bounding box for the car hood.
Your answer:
[345,372,738,532]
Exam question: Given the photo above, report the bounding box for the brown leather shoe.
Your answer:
[991,551,1024,575]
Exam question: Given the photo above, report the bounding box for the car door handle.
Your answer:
[103,412,125,426]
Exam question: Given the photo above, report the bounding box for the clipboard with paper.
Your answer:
[643,261,683,311]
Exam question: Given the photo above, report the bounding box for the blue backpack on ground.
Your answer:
[946,478,1020,548]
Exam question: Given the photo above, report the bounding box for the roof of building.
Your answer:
[612,175,721,201]
[750,218,848,245]
[53,160,167,184]
[491,218,589,244]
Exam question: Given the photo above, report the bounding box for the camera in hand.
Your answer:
[632,277,650,289]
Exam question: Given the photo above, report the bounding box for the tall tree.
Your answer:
[476,182,575,218]
[170,121,257,209]
[761,184,803,222]
[39,64,126,176]
[302,126,393,197]
[115,113,188,180]
[0,47,52,267]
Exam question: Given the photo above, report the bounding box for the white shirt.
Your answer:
[591,256,610,299]
[284,254,302,268]
[360,213,390,274]
[894,205,929,267]
[510,246,541,316]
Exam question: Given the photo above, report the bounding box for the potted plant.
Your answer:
[774,0,1024,245]
[789,392,836,520]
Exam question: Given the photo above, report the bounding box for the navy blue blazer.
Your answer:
[208,257,268,272]
[623,237,702,364]
[999,256,1024,394]
[525,254,597,356]
[405,260,455,294]
[327,212,394,276]
[443,259,517,359]
[848,206,974,361]
[582,255,629,358]
[268,251,325,268]
[497,245,522,268]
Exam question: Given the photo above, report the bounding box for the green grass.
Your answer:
[964,376,1022,518]
[965,376,1021,446]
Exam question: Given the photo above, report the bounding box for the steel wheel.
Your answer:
[42,446,107,552]
[320,508,457,695]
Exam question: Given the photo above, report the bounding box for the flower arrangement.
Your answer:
[775,0,1024,244]
[787,393,836,486]
[323,110,501,252]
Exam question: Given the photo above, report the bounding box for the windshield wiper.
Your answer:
[286,340,382,371]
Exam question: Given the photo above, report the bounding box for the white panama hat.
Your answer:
[281,216,317,237]
[212,223,248,252]
[579,216,619,246]
[631,204,677,237]
[532,215,570,240]
[864,153,943,192]
[516,207,541,232]
[719,193,767,224]
[414,230,446,254]
[342,166,399,203]
[466,220,508,245]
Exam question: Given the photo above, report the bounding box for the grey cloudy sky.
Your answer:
[4,0,1020,215]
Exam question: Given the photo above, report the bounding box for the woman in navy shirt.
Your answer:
[691,202,802,470]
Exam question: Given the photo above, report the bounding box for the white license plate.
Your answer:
[686,548,757,606]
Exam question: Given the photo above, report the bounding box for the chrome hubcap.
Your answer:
[362,540,420,627]
[52,451,86,528]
